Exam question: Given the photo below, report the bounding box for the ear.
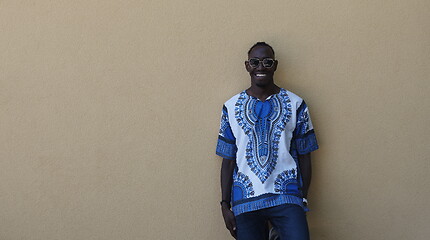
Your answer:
[273,60,278,71]
[245,60,252,72]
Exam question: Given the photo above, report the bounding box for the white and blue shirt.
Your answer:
[216,88,319,216]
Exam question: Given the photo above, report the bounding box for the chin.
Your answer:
[254,79,271,88]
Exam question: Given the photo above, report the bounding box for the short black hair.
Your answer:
[248,42,275,57]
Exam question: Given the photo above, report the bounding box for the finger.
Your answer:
[226,223,237,238]
[232,220,236,232]
[230,222,237,238]
[231,218,237,238]
[229,229,237,239]
[227,224,235,231]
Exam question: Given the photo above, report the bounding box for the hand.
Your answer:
[221,205,237,239]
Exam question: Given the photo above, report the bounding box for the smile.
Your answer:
[255,73,267,77]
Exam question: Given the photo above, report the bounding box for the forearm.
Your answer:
[220,158,237,238]
[298,153,312,198]
[220,158,235,205]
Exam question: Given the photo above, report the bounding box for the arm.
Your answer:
[295,101,318,204]
[220,158,237,239]
[298,153,312,200]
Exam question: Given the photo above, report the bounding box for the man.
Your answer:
[216,42,319,240]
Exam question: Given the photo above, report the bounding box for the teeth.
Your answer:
[256,74,266,77]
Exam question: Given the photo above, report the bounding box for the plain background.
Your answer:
[1,1,429,239]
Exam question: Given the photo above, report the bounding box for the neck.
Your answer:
[246,84,280,101]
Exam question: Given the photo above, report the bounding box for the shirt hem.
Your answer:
[232,194,305,216]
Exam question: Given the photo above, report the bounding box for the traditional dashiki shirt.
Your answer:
[216,88,319,216]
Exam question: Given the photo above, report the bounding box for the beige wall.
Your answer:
[1,1,429,239]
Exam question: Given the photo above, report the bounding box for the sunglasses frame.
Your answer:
[247,58,276,68]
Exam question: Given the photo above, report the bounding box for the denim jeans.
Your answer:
[235,204,310,240]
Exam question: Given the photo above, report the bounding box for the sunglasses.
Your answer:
[247,58,276,68]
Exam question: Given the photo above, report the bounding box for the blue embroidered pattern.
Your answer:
[296,102,311,136]
[295,131,319,155]
[297,110,310,135]
[293,101,319,155]
[274,168,300,194]
[235,89,292,183]
[219,106,230,136]
[216,105,237,159]
[232,172,255,200]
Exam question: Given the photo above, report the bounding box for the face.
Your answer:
[245,46,278,88]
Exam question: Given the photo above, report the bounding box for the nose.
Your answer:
[256,61,265,70]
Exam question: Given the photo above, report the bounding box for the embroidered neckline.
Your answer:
[244,88,283,102]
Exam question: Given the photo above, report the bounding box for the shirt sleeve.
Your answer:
[293,101,319,155]
[216,105,237,160]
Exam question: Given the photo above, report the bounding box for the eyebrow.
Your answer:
[248,57,274,60]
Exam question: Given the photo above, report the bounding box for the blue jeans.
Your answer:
[235,204,310,240]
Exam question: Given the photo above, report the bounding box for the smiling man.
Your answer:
[216,42,319,240]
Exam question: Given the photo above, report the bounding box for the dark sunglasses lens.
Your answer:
[263,59,274,68]
[249,59,260,68]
